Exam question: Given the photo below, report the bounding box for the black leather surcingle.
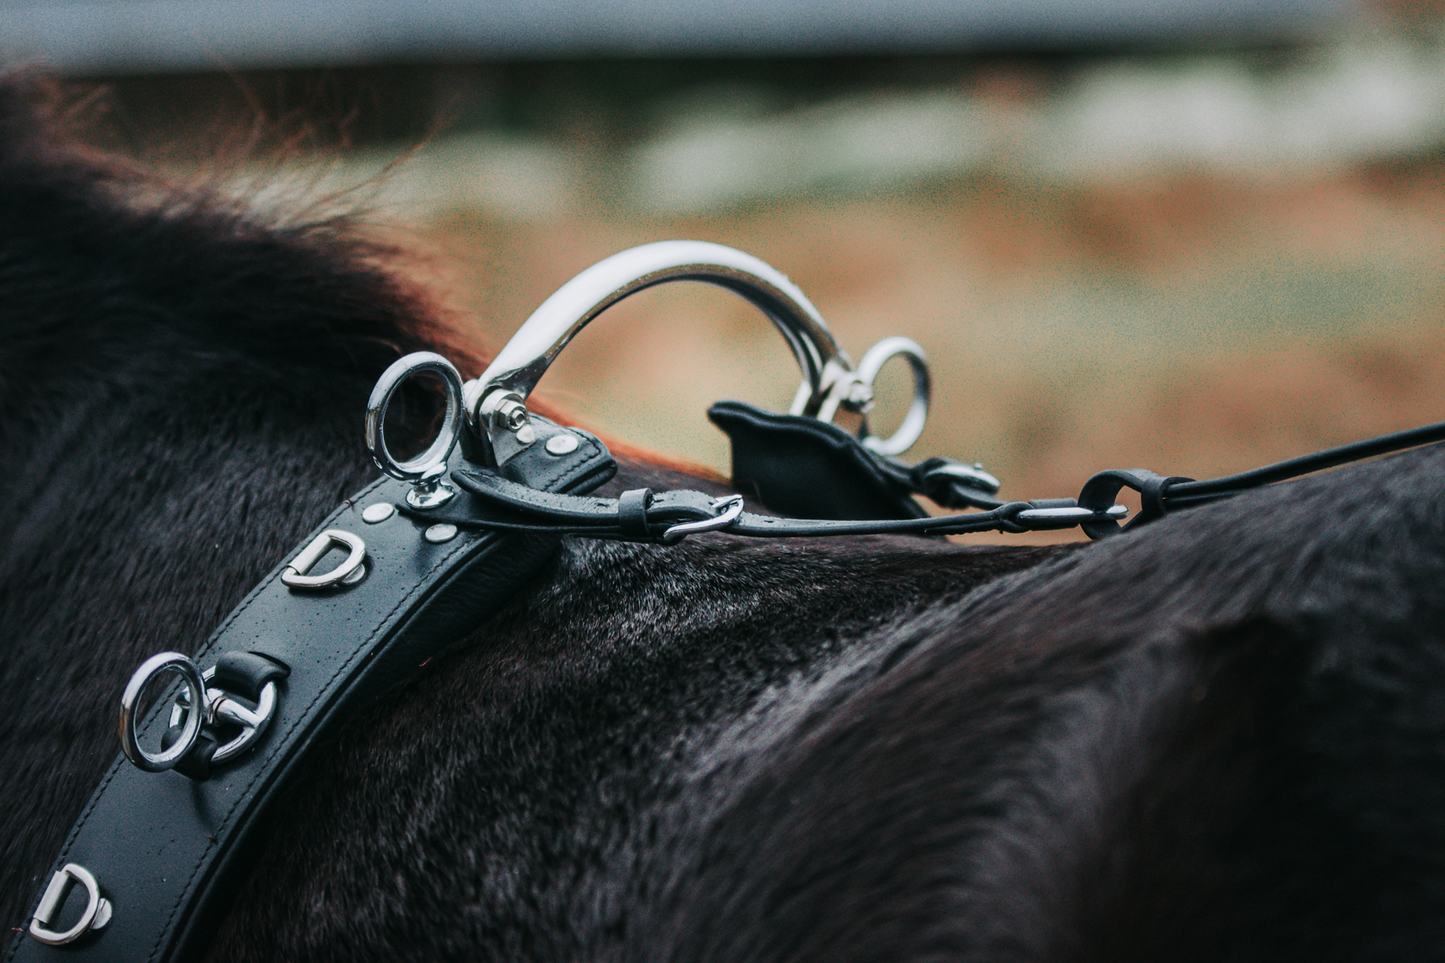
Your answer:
[9,417,614,963]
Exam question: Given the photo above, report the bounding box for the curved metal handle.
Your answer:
[467,241,848,410]
[367,242,933,473]
[462,241,863,463]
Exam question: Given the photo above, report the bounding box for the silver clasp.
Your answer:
[119,652,280,773]
[169,666,279,765]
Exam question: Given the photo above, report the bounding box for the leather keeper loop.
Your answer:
[618,489,654,539]
[212,652,290,702]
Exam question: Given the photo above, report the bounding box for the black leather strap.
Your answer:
[444,470,1122,540]
[10,417,614,963]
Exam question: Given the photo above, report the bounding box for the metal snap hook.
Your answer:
[119,651,209,773]
[853,336,931,457]
[364,352,464,509]
[169,667,279,765]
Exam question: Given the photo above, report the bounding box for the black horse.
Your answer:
[4,71,1444,962]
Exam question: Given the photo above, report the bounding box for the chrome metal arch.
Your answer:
[368,241,933,478]
[464,240,851,423]
[461,240,930,465]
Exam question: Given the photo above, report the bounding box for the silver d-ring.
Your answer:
[854,336,931,457]
[29,863,112,945]
[364,352,464,483]
[281,529,367,590]
[119,651,208,773]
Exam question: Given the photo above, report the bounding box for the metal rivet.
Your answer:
[361,502,395,524]
[545,433,580,456]
[424,523,458,544]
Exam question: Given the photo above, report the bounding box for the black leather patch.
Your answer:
[708,400,925,522]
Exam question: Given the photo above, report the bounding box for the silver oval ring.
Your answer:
[854,336,931,457]
[364,352,464,482]
[118,651,207,773]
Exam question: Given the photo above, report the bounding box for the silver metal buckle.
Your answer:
[661,494,745,544]
[281,529,367,590]
[29,863,112,945]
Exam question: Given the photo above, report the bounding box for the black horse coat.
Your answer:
[3,71,1444,962]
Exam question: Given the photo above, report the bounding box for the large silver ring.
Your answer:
[364,352,464,483]
[854,336,931,457]
[119,651,208,773]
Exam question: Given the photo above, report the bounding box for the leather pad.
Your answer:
[708,400,925,521]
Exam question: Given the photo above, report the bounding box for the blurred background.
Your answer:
[9,0,1445,539]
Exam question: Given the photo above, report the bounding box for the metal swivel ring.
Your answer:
[853,336,931,457]
[364,352,464,509]
[118,651,209,773]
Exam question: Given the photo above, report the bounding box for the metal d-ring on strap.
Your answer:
[27,864,112,946]
[280,529,368,589]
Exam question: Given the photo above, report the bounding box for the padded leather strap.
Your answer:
[10,417,614,963]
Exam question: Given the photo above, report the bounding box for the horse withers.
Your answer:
[2,71,1443,962]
